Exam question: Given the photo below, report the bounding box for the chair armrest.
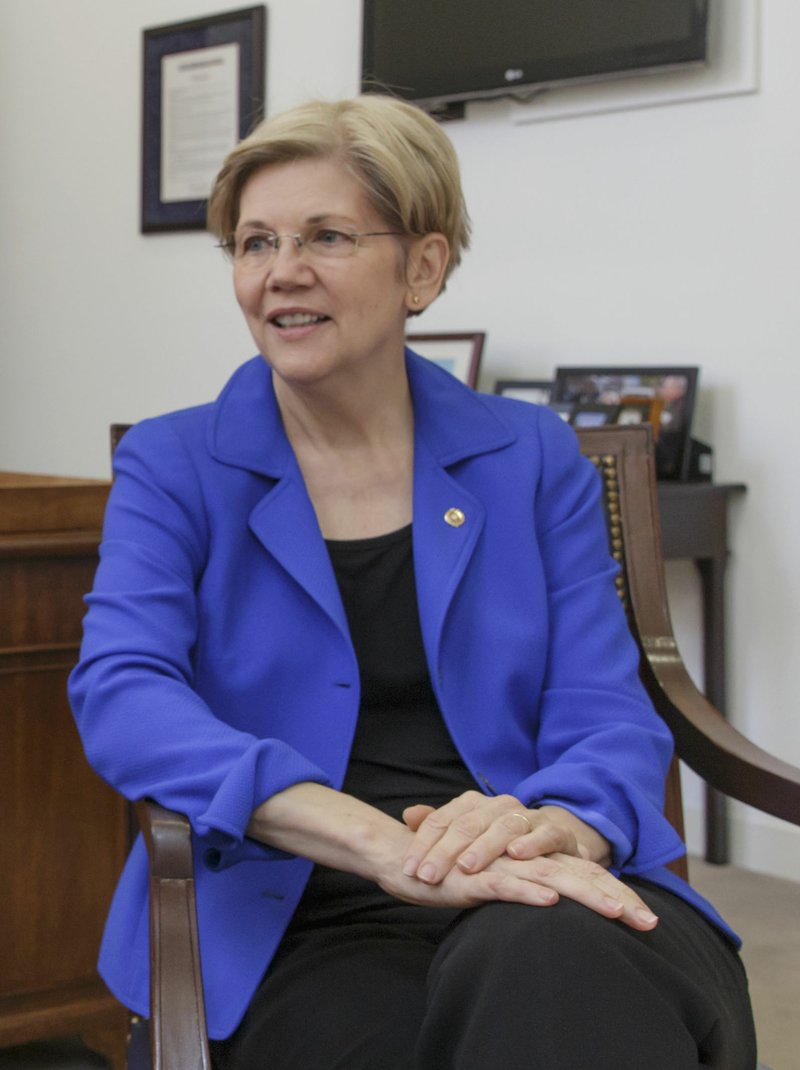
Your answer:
[136,799,211,1070]
[640,646,800,828]
[580,424,800,831]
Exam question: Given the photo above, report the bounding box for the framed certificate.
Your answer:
[141,6,266,232]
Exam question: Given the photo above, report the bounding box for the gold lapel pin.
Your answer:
[444,507,466,528]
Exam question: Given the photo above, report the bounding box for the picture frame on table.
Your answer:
[141,6,266,233]
[494,379,553,406]
[551,365,699,480]
[406,332,485,389]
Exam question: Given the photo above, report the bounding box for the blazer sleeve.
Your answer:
[68,419,333,869]
[509,410,684,874]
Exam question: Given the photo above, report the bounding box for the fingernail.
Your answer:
[457,852,477,871]
[418,863,436,883]
[602,896,624,913]
[402,857,418,877]
[636,909,659,926]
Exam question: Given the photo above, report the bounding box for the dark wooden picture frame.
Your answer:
[141,6,266,233]
[552,365,699,479]
[406,332,485,388]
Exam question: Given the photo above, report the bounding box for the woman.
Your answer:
[70,95,756,1068]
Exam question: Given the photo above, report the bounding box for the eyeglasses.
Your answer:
[217,227,403,269]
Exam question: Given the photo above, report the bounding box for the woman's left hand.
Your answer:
[401,791,611,884]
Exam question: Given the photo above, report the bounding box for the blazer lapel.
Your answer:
[412,442,485,679]
[208,356,349,637]
[248,476,350,637]
[406,351,515,680]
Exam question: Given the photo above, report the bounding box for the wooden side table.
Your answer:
[657,482,747,864]
[0,473,129,1069]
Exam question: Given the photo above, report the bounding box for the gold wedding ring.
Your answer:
[509,812,533,835]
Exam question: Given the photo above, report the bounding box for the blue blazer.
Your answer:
[69,352,736,1039]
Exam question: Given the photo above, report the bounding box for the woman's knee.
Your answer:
[426,897,755,1070]
[435,899,611,976]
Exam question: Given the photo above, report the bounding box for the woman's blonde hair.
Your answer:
[207,95,471,288]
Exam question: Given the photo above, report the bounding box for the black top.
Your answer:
[285,524,477,931]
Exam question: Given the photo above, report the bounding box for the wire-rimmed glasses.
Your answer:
[217,227,403,270]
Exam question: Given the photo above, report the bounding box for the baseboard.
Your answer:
[683,801,800,883]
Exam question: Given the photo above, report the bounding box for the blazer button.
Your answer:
[444,507,466,528]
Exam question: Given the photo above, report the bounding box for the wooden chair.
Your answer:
[110,424,800,1069]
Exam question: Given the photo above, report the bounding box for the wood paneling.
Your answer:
[0,474,129,1069]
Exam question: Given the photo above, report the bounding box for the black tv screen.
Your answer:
[362,0,709,115]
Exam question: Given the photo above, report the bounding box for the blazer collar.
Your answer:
[207,351,516,475]
[405,348,516,464]
[207,356,294,478]
[206,352,518,666]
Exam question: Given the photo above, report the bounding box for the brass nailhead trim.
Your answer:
[587,453,629,608]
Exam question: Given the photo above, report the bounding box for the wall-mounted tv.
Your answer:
[362,0,709,119]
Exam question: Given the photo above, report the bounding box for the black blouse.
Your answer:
[285,524,477,931]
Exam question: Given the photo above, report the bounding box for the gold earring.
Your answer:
[412,294,420,305]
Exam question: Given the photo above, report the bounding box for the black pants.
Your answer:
[210,880,757,1070]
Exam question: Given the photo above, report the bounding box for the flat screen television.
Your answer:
[362,0,709,118]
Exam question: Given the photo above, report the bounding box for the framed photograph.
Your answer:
[142,6,266,233]
[494,379,553,405]
[552,366,699,479]
[407,332,485,388]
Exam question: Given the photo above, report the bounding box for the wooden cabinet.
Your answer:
[0,473,129,1069]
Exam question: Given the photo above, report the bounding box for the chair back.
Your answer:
[109,423,131,455]
[575,425,686,875]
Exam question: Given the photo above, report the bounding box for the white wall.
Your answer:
[2,1,798,878]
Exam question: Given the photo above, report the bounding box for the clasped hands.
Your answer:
[389,791,659,931]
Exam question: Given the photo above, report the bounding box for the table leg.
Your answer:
[696,556,730,864]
